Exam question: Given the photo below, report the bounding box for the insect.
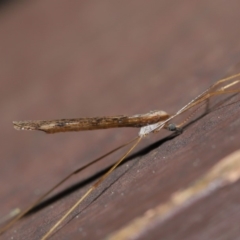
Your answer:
[1,73,240,239]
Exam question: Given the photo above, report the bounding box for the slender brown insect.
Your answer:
[1,73,240,239]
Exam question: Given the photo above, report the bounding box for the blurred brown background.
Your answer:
[1,1,240,239]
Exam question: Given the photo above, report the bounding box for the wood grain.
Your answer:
[0,1,240,239]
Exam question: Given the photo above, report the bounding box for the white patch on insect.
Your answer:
[139,122,160,136]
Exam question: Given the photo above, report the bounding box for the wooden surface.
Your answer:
[0,1,240,239]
